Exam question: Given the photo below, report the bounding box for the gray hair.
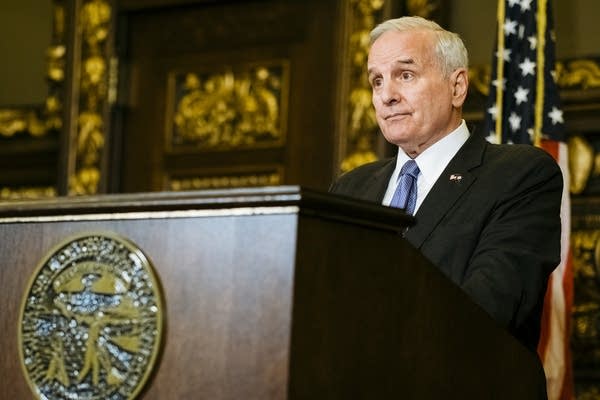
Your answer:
[370,16,469,77]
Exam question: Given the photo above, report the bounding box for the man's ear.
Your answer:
[451,68,469,108]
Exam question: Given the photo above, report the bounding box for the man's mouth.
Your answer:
[385,112,410,120]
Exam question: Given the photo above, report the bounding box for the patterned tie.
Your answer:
[390,159,420,215]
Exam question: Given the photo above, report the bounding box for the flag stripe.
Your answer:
[538,140,572,399]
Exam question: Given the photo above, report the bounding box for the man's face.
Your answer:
[367,30,465,157]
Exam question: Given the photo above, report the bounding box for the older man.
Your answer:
[330,16,563,354]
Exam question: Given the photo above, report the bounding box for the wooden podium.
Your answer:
[0,186,546,399]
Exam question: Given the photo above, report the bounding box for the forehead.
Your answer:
[367,30,436,71]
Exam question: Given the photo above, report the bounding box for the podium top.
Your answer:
[0,186,413,232]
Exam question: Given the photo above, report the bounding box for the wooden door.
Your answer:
[113,0,342,193]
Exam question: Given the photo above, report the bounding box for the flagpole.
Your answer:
[534,0,547,147]
[495,0,506,144]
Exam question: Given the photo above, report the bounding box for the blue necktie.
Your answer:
[390,159,420,215]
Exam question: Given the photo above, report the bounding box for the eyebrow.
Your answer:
[367,58,417,76]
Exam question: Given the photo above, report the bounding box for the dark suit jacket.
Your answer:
[330,133,563,352]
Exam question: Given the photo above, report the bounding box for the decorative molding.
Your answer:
[406,0,439,18]
[167,62,289,151]
[0,0,65,138]
[168,168,283,191]
[571,228,600,369]
[556,59,600,90]
[339,0,385,173]
[68,0,111,195]
[0,186,57,200]
[0,108,47,138]
[0,0,65,199]
[469,58,600,98]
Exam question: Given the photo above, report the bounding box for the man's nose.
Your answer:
[380,81,400,105]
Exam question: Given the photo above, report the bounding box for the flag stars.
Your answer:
[509,112,522,131]
[519,57,536,76]
[504,19,518,36]
[528,36,537,50]
[492,78,507,90]
[486,131,499,144]
[488,105,499,120]
[514,86,530,105]
[548,107,564,124]
[520,0,533,11]
[496,48,512,62]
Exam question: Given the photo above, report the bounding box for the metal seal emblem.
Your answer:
[19,232,164,400]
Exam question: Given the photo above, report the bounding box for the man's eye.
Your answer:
[371,77,382,88]
[400,72,414,80]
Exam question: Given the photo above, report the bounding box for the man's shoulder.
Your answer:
[329,157,395,197]
[337,157,396,182]
[484,140,559,168]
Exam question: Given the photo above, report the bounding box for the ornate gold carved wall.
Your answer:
[338,0,384,173]
[168,168,283,191]
[571,200,600,398]
[0,0,65,140]
[67,0,112,195]
[0,0,65,199]
[166,62,289,151]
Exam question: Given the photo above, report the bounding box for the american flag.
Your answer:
[482,0,565,145]
[481,1,573,399]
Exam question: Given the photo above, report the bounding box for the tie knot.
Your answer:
[400,159,419,179]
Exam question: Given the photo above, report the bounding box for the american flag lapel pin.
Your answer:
[449,174,462,182]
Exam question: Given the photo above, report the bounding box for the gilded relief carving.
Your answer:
[45,0,67,134]
[559,132,600,195]
[0,109,47,137]
[340,0,385,173]
[0,0,65,199]
[170,64,288,150]
[571,229,600,367]
[406,0,439,18]
[0,186,57,200]
[0,0,65,139]
[169,170,282,191]
[68,0,111,195]
[556,59,600,89]
[569,135,595,195]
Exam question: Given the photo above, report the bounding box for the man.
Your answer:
[330,16,563,354]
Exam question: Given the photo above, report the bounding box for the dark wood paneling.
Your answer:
[0,134,59,187]
[115,0,340,193]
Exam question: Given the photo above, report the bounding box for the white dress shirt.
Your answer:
[382,120,470,213]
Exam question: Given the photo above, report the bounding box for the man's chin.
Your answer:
[381,130,412,147]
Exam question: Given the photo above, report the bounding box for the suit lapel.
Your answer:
[404,134,487,248]
[362,158,396,203]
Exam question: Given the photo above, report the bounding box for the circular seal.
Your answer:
[19,232,164,400]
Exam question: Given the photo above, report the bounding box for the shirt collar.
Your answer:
[395,120,470,185]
